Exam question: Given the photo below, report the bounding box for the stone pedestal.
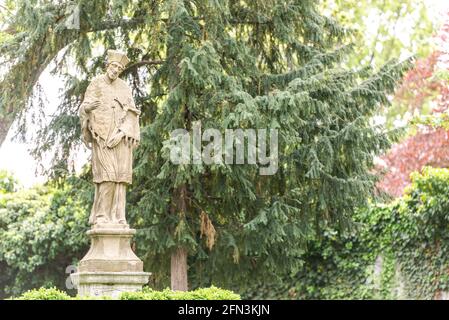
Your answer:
[71,224,150,298]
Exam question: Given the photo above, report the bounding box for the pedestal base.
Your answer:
[71,272,151,298]
[72,223,150,298]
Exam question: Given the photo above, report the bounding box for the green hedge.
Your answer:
[243,167,449,299]
[12,286,240,300]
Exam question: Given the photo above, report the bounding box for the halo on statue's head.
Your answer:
[106,50,130,68]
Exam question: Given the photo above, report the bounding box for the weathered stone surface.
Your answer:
[71,272,151,298]
[73,226,150,297]
[78,227,143,273]
[79,49,140,226]
[73,50,149,297]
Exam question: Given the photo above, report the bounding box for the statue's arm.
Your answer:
[79,80,99,148]
[80,80,100,115]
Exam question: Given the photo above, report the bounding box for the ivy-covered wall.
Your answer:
[243,167,449,300]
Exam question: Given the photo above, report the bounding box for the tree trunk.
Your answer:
[167,3,190,292]
[170,184,189,291]
[170,246,188,291]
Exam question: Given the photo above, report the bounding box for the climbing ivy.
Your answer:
[242,167,449,300]
[391,167,449,299]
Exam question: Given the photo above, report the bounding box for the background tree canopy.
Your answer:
[0,175,90,298]
[321,0,434,69]
[0,0,415,292]
[376,13,449,197]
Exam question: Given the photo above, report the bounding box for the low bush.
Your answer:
[120,286,240,300]
[14,287,72,300]
[13,286,240,300]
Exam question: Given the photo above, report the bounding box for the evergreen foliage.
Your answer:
[0,1,412,288]
[244,168,449,300]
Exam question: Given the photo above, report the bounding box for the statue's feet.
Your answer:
[94,217,108,227]
[93,217,128,229]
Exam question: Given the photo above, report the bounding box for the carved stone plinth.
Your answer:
[70,272,150,298]
[71,224,150,298]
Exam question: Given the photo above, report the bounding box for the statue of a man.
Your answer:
[79,50,140,226]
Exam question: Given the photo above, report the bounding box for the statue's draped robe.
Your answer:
[80,75,140,225]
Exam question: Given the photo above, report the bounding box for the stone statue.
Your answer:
[72,50,150,297]
[79,49,141,226]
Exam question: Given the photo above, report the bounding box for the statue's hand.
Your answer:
[85,100,101,113]
[107,130,125,148]
[83,140,92,150]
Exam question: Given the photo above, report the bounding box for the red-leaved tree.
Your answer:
[378,12,449,197]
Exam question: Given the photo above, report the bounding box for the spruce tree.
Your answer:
[0,0,411,290]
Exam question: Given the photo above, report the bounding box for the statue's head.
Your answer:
[105,50,129,81]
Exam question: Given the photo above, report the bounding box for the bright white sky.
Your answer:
[0,0,449,188]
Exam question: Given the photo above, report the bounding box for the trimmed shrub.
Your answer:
[120,286,240,300]
[13,286,240,300]
[14,287,72,300]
